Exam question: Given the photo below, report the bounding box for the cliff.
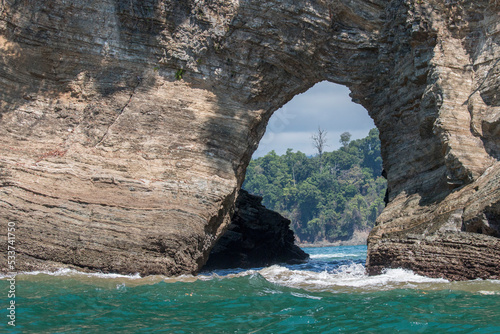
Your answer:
[0,0,498,279]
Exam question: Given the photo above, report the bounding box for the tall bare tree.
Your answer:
[312,126,328,172]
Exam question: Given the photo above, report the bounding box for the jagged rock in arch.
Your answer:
[0,0,499,279]
[203,189,309,271]
[202,189,309,271]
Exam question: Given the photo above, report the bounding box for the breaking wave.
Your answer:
[2,245,499,294]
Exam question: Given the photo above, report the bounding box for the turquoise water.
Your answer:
[2,245,500,333]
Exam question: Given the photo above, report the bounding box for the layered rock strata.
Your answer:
[202,190,308,271]
[0,0,499,279]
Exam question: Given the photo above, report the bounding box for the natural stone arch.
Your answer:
[0,0,499,279]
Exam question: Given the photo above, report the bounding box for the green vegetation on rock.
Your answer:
[243,128,386,243]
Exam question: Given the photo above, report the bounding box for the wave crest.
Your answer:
[256,263,448,292]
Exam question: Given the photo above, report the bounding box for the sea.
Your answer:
[1,245,500,333]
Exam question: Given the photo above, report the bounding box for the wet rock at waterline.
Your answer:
[0,0,499,279]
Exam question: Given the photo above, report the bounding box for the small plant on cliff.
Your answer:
[175,69,185,80]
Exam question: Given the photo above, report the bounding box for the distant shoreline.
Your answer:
[297,229,369,248]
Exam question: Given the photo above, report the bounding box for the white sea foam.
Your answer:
[2,265,499,294]
[0,268,142,280]
[290,292,322,300]
[256,263,449,292]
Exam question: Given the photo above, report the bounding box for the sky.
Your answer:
[252,81,375,158]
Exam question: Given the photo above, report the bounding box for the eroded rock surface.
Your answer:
[0,0,499,279]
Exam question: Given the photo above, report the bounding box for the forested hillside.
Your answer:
[243,128,387,243]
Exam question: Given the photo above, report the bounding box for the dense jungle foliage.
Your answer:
[243,128,387,243]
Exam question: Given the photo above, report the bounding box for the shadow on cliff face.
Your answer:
[0,0,204,115]
[196,67,317,186]
[193,0,375,185]
[477,64,500,160]
[0,1,157,114]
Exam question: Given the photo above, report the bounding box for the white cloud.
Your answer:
[253,81,375,158]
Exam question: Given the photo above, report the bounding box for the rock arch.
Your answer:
[0,0,498,279]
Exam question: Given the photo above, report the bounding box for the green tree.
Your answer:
[340,131,352,148]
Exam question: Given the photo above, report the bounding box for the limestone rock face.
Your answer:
[0,0,499,279]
